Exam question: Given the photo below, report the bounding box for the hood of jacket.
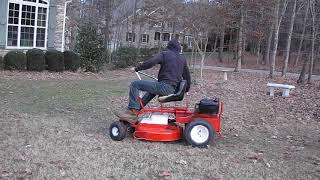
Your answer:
[167,39,181,53]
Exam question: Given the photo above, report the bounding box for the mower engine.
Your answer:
[139,113,175,125]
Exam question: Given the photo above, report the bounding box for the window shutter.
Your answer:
[47,0,57,49]
[0,0,9,48]
[147,35,149,43]
[126,32,129,41]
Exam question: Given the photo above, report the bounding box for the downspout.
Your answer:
[62,0,72,52]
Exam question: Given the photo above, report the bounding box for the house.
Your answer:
[0,0,68,56]
[111,0,193,51]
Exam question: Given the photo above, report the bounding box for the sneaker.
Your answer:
[114,108,138,123]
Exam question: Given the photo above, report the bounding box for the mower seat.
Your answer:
[158,80,187,103]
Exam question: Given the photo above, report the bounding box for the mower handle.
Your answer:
[135,71,158,80]
[135,72,142,80]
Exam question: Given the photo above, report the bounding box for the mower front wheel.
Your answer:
[109,121,127,141]
[184,119,214,148]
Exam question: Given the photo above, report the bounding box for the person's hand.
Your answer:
[130,67,136,72]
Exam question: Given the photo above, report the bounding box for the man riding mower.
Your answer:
[110,39,223,147]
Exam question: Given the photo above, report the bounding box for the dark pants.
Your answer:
[128,80,176,110]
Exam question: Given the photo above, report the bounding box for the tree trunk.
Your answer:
[298,53,310,84]
[235,6,244,72]
[219,30,225,62]
[191,44,195,68]
[282,0,297,77]
[200,53,205,82]
[158,23,164,52]
[295,0,309,67]
[308,1,316,84]
[241,33,246,65]
[193,34,208,82]
[213,35,218,52]
[233,29,237,60]
[256,38,261,65]
[270,0,288,78]
[137,23,143,50]
[264,24,273,65]
[192,43,196,73]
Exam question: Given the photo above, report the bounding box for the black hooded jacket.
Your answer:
[135,39,191,92]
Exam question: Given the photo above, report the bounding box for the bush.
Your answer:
[45,50,64,72]
[64,51,80,72]
[0,56,3,70]
[75,23,105,72]
[112,47,140,68]
[4,51,27,70]
[26,48,45,71]
[140,48,159,58]
[181,44,192,52]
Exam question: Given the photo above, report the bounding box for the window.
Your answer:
[153,22,162,28]
[167,22,173,28]
[154,32,160,41]
[126,32,135,42]
[7,26,18,46]
[185,35,192,48]
[175,34,179,40]
[141,34,149,43]
[162,33,170,41]
[7,0,49,48]
[39,0,48,4]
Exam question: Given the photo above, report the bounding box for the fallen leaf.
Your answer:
[60,169,66,176]
[210,176,220,180]
[175,159,187,165]
[1,171,12,178]
[159,171,171,177]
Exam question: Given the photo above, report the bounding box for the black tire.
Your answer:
[184,119,214,148]
[109,121,127,141]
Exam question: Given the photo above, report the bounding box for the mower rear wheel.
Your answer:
[109,121,127,141]
[184,119,214,147]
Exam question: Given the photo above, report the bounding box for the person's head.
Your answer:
[167,39,181,53]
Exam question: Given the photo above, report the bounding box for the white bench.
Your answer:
[267,83,295,97]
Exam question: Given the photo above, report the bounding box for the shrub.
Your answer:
[26,48,45,71]
[4,51,27,70]
[181,44,192,52]
[0,56,3,70]
[64,51,80,72]
[45,50,64,72]
[75,23,105,72]
[112,47,140,68]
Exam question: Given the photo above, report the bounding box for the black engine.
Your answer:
[196,97,220,115]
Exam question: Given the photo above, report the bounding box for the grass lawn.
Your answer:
[0,70,319,179]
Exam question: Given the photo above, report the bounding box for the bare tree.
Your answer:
[180,1,215,82]
[269,0,288,78]
[219,28,225,62]
[264,23,273,65]
[235,2,244,72]
[307,0,317,84]
[298,50,310,84]
[295,0,310,67]
[281,0,297,77]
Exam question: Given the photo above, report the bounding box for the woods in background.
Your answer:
[67,0,320,83]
